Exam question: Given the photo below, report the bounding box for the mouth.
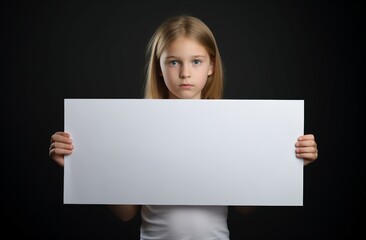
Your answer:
[179,84,194,88]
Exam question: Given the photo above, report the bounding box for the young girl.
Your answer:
[49,15,318,240]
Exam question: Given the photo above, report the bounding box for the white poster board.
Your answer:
[64,99,303,205]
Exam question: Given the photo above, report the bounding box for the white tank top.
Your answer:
[140,205,230,240]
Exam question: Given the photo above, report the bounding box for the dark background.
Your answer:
[1,0,363,239]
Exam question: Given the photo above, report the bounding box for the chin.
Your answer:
[169,90,200,99]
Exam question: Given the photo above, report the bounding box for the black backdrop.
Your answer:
[1,0,363,239]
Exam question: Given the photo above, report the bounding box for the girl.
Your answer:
[49,15,318,240]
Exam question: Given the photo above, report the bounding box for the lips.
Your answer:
[179,84,193,88]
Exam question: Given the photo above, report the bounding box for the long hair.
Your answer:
[144,15,224,99]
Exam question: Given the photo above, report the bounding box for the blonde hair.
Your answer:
[144,15,224,99]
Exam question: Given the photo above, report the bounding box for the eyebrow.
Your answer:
[165,55,207,59]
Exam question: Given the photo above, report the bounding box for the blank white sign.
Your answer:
[64,99,304,205]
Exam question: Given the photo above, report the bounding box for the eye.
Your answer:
[193,59,202,65]
[169,60,178,66]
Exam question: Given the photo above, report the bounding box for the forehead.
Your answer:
[163,36,209,56]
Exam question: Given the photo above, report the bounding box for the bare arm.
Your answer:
[109,205,140,222]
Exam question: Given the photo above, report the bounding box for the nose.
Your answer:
[179,64,191,79]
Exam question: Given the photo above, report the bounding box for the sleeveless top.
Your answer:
[140,205,230,240]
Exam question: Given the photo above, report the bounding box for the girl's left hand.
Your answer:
[295,134,318,166]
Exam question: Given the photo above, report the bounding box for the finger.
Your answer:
[296,152,318,161]
[49,142,73,153]
[298,134,315,141]
[295,146,317,154]
[49,147,73,158]
[50,132,67,143]
[296,139,317,148]
[52,142,74,150]
[51,133,72,144]
[51,132,70,142]
[55,131,70,137]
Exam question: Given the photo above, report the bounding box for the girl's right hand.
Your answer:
[49,132,74,167]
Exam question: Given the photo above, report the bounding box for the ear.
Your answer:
[208,61,214,76]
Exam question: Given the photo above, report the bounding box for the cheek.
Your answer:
[197,71,209,86]
[163,68,179,81]
[162,70,172,82]
[162,70,178,88]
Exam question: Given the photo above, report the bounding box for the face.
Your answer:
[159,37,213,99]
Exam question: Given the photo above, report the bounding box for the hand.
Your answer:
[49,132,74,167]
[295,134,318,166]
